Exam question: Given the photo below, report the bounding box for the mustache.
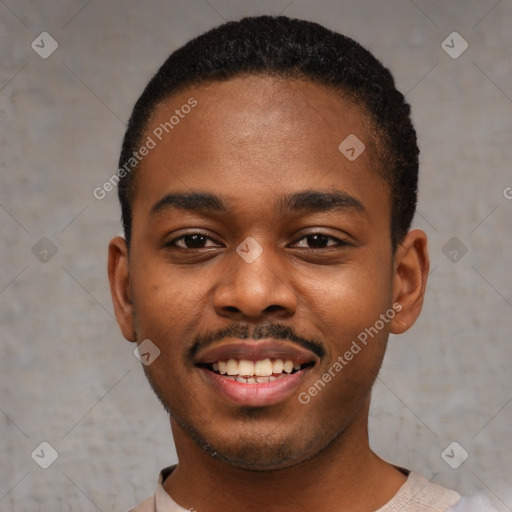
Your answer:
[187,322,325,361]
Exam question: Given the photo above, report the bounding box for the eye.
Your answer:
[291,233,347,249]
[168,233,221,249]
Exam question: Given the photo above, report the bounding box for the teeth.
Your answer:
[238,359,255,376]
[254,359,273,376]
[283,360,294,373]
[226,359,238,376]
[210,358,305,378]
[272,359,284,373]
[229,374,285,384]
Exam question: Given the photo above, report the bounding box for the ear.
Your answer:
[390,229,430,334]
[108,236,136,342]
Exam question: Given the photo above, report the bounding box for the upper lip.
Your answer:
[195,339,319,366]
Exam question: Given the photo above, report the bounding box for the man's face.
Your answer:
[123,76,399,469]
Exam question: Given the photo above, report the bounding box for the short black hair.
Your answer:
[118,15,418,251]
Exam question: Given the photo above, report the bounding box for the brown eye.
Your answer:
[292,233,346,249]
[170,234,220,249]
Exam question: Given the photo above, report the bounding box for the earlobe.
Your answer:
[107,236,136,342]
[390,229,430,335]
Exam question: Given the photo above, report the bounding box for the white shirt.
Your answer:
[128,465,498,511]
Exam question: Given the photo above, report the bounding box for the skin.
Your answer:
[108,75,429,511]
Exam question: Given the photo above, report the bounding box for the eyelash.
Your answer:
[166,232,350,250]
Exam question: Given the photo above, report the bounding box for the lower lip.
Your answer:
[199,368,311,407]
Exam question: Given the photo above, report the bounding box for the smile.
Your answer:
[203,358,313,384]
[194,340,318,407]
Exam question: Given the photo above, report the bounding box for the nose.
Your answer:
[213,240,298,321]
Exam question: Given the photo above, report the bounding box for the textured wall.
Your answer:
[1,1,511,511]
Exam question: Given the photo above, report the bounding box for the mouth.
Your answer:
[199,358,314,383]
[195,340,318,407]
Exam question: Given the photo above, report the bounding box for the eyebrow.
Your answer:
[276,190,367,217]
[150,192,228,215]
[150,190,367,217]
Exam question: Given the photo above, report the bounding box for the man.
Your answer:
[108,15,497,511]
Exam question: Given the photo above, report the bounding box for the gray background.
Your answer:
[1,1,511,511]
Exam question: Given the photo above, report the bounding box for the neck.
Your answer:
[163,400,406,512]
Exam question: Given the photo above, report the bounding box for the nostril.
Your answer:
[264,305,285,313]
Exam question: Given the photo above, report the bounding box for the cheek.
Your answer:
[129,260,207,352]
[299,258,392,336]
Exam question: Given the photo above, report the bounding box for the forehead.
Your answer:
[149,75,372,162]
[133,75,388,222]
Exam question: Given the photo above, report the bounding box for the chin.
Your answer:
[206,442,303,471]
[147,371,348,471]
[178,413,328,471]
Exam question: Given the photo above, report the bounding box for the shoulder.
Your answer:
[378,471,461,511]
[448,494,501,511]
[403,471,462,506]
[127,465,179,512]
[128,495,155,512]
[383,471,499,512]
